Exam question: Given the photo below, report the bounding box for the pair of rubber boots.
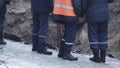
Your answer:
[89,49,106,63]
[32,44,52,55]
[58,42,78,61]
[32,35,52,55]
[0,32,7,45]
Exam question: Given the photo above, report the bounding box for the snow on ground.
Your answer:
[0,40,120,68]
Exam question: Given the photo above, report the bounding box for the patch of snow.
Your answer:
[0,40,120,68]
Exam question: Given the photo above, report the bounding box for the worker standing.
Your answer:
[53,0,82,61]
[31,0,54,55]
[82,0,114,63]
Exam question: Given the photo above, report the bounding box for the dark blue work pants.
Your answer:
[32,11,49,51]
[62,21,77,51]
[88,21,108,50]
[0,4,6,41]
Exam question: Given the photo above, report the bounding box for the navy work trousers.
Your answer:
[0,4,6,41]
[88,21,108,50]
[32,11,49,51]
[0,4,6,31]
[62,21,77,51]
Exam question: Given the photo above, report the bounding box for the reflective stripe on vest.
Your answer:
[53,0,76,16]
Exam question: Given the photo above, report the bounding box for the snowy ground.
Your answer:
[0,40,120,68]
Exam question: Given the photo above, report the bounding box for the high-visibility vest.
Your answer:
[53,0,76,16]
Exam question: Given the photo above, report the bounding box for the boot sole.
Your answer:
[63,58,78,61]
[89,59,101,63]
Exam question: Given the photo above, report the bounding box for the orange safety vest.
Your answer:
[53,0,76,16]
